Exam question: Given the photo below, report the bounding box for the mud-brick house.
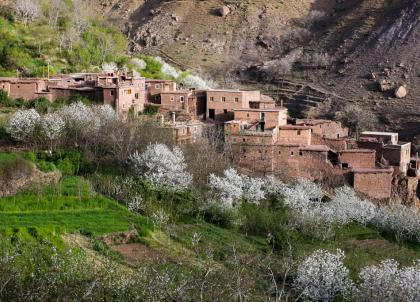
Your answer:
[95,72,146,116]
[206,89,261,121]
[160,89,207,119]
[358,131,411,174]
[145,79,177,103]
[351,168,394,200]
[0,77,49,100]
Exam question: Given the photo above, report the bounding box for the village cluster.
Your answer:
[1,71,419,204]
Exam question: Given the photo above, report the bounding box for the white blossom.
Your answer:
[92,104,117,127]
[130,58,147,70]
[156,57,180,78]
[102,62,118,73]
[181,74,212,89]
[41,113,65,141]
[294,249,353,301]
[127,195,143,212]
[209,168,243,208]
[356,259,420,302]
[59,102,100,138]
[6,109,40,142]
[13,0,41,25]
[242,176,265,203]
[129,144,192,191]
[281,178,325,211]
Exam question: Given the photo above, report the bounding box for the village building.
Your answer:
[145,79,177,103]
[159,89,206,119]
[206,89,261,121]
[0,72,146,116]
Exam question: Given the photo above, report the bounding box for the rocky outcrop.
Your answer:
[0,168,62,197]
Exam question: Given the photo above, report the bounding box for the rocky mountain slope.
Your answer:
[89,0,419,145]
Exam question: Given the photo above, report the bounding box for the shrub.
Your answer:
[0,90,14,107]
[144,104,159,115]
[56,158,75,175]
[37,160,56,172]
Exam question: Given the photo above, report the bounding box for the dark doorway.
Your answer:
[209,109,215,119]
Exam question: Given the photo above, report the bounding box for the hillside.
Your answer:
[89,0,419,144]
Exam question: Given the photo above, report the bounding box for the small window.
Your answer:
[132,99,135,104]
[290,151,294,156]
[243,138,246,142]
[299,151,303,156]
[170,96,174,102]
[278,151,281,154]
[221,97,226,102]
[342,163,349,169]
[180,96,185,103]
[210,97,214,102]
[155,84,160,89]
[234,97,239,103]
[125,89,132,95]
[224,109,228,114]
[110,90,114,96]
[135,93,139,99]
[297,130,301,135]
[247,114,249,117]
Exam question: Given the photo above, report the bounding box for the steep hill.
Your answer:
[90,0,419,144]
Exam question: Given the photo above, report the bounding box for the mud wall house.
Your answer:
[338,149,376,169]
[160,90,206,118]
[382,142,411,174]
[0,78,48,100]
[206,90,261,121]
[277,125,312,145]
[352,168,394,200]
[233,108,288,129]
[296,119,349,140]
[96,74,146,116]
[146,79,177,103]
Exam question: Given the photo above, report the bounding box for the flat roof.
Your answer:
[296,119,336,126]
[160,90,190,94]
[207,89,260,93]
[339,149,375,153]
[352,167,393,174]
[146,79,174,82]
[361,131,398,136]
[279,125,311,130]
[300,145,330,152]
[235,108,287,112]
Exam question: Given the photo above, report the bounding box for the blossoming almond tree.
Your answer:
[40,113,65,152]
[6,109,40,143]
[293,249,353,301]
[209,168,265,208]
[129,143,192,191]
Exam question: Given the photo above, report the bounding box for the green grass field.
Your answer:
[0,176,153,236]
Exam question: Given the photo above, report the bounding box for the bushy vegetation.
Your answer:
[0,1,127,77]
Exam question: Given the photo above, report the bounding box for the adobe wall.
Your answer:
[339,150,376,169]
[383,144,411,173]
[116,84,145,115]
[312,121,348,139]
[234,110,287,128]
[312,134,347,151]
[8,82,41,100]
[207,91,252,121]
[161,92,190,113]
[277,128,311,145]
[353,171,393,200]
[357,141,384,161]
[146,81,176,102]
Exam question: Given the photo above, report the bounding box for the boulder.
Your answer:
[394,85,408,98]
[219,6,230,17]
